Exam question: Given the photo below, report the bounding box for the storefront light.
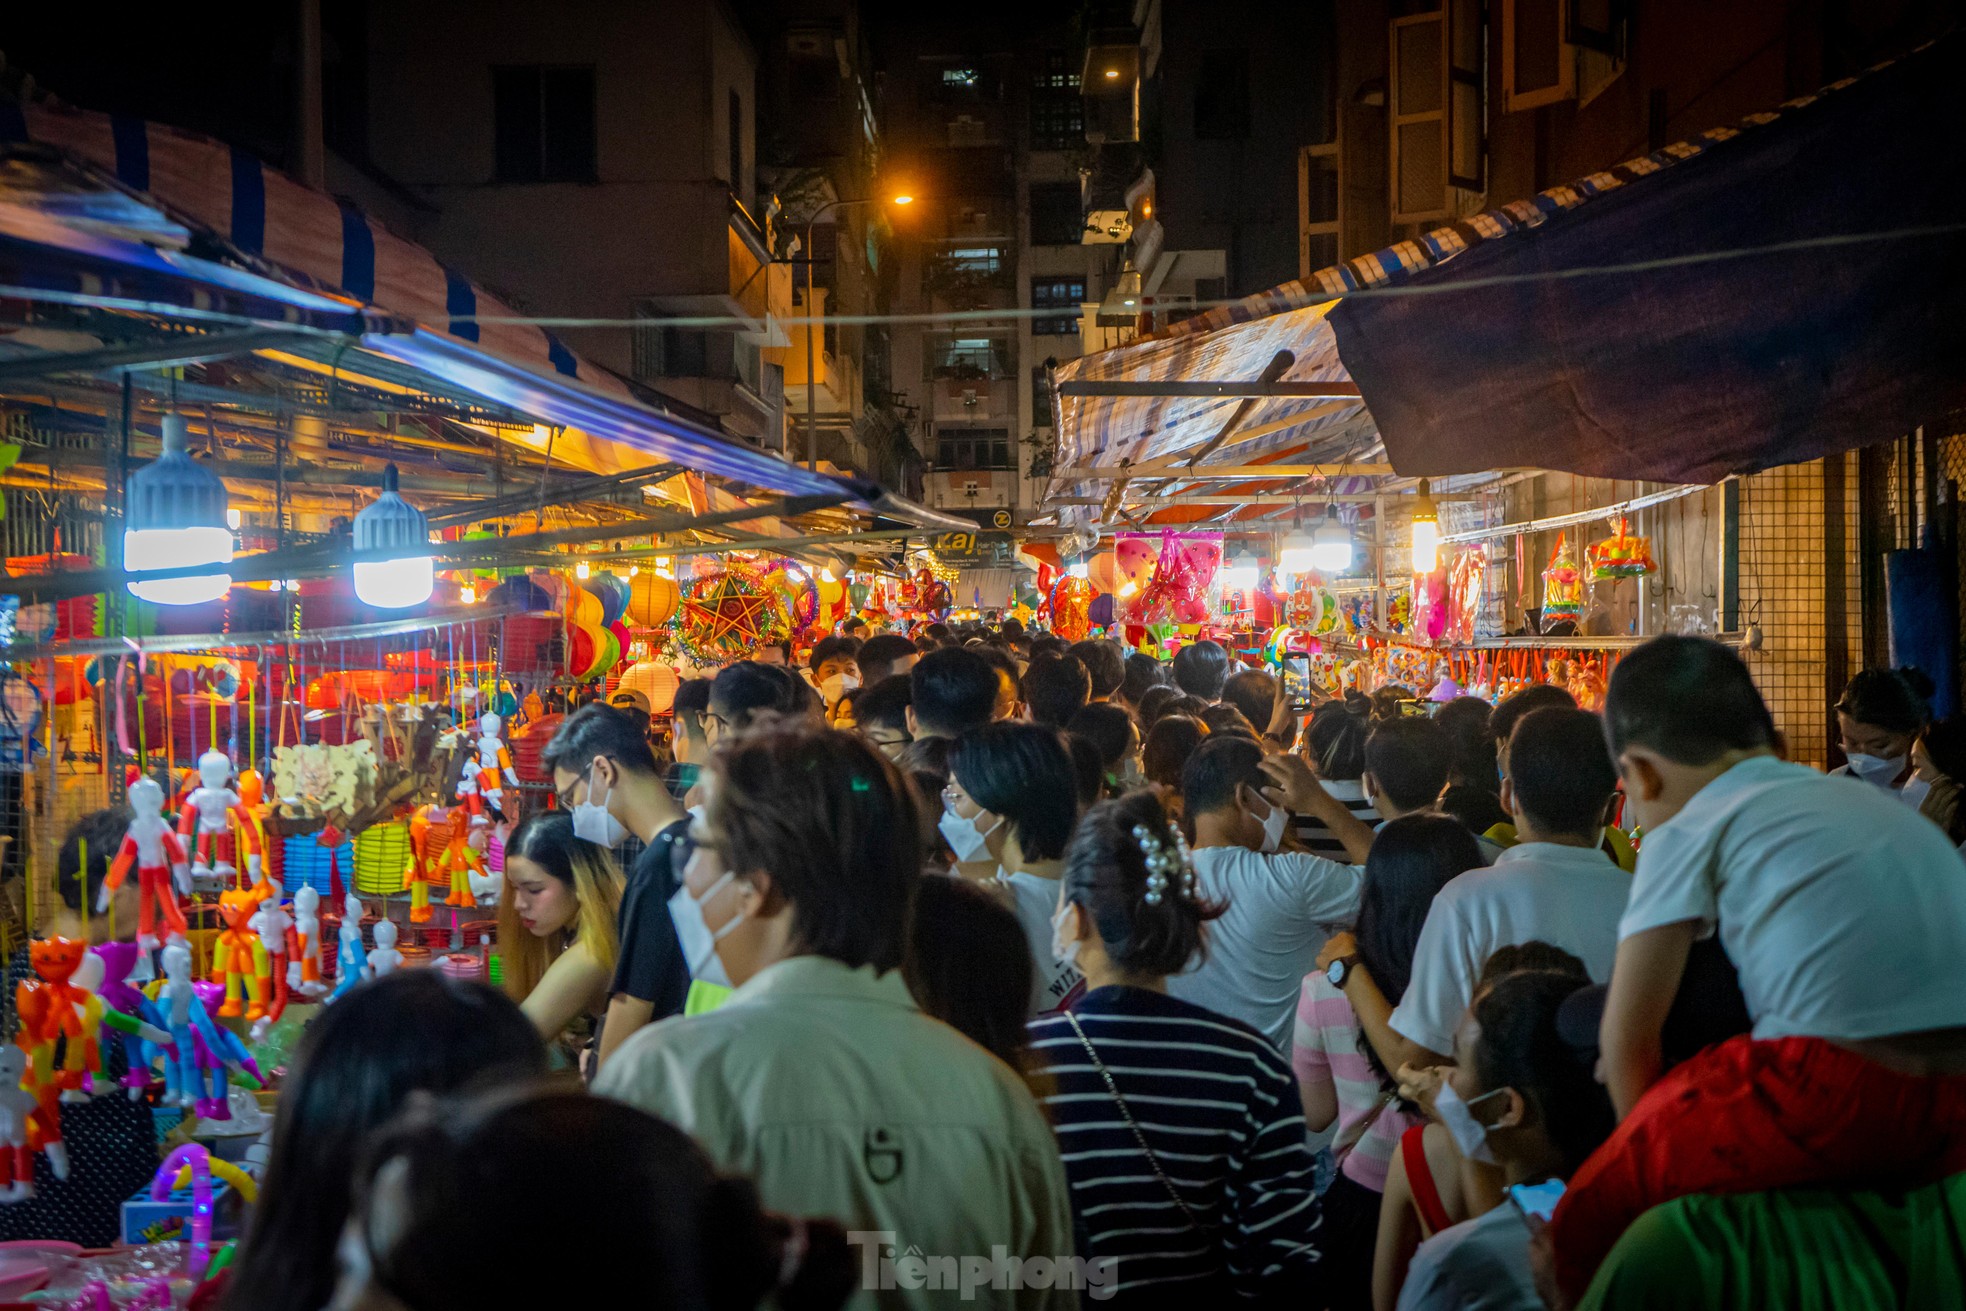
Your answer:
[1277,507,1317,578]
[1410,480,1440,574]
[351,464,434,609]
[1310,504,1353,572]
[124,411,233,606]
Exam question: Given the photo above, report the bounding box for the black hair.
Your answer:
[856,634,919,685]
[1354,816,1483,1006]
[709,661,805,730]
[1922,717,1966,784]
[1000,616,1026,640]
[1437,783,1511,837]
[1022,652,1092,728]
[1837,667,1935,735]
[711,724,921,972]
[1364,717,1452,814]
[852,674,913,735]
[1063,790,1224,977]
[1170,640,1230,700]
[542,702,661,779]
[224,972,547,1311]
[1069,639,1127,700]
[1068,702,1138,771]
[1064,731,1107,808]
[1143,715,1208,790]
[1180,732,1266,823]
[1137,685,1180,727]
[909,647,1001,739]
[1221,669,1281,740]
[843,615,868,634]
[807,635,860,673]
[1480,941,1589,985]
[1120,652,1165,707]
[350,1086,854,1311]
[56,807,129,913]
[673,678,714,745]
[1505,707,1619,837]
[904,873,1034,1070]
[1371,686,1417,722]
[925,622,953,644]
[1029,635,1068,659]
[1434,695,1500,792]
[1491,683,1579,750]
[1164,693,1214,721]
[1604,635,1778,765]
[1200,703,1260,740]
[949,722,1082,861]
[1305,694,1371,781]
[1469,968,1615,1177]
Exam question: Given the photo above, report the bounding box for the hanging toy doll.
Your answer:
[99,775,193,950]
[210,887,271,1021]
[474,713,520,817]
[406,803,448,924]
[157,941,261,1120]
[177,749,264,888]
[366,919,405,980]
[94,941,173,1099]
[291,885,328,997]
[248,895,297,1042]
[332,892,368,1000]
[436,810,487,909]
[12,937,91,1182]
[65,950,172,1101]
[0,1048,38,1200]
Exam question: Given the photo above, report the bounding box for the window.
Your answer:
[1030,277,1085,336]
[1193,49,1251,141]
[944,246,1004,276]
[1298,141,1342,276]
[1502,0,1571,109]
[633,324,709,380]
[1031,51,1083,150]
[942,67,980,88]
[1032,366,1055,426]
[1028,183,1083,246]
[936,338,1001,377]
[493,66,596,183]
[935,428,1013,471]
[728,89,743,191]
[1390,6,1483,224]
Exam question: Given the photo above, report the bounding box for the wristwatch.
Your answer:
[1326,956,1358,989]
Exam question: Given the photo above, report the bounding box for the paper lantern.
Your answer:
[567,584,603,629]
[1087,551,1120,595]
[1541,533,1584,629]
[1051,576,1095,642]
[1088,593,1115,627]
[628,573,680,627]
[608,620,632,657]
[1587,518,1656,579]
[565,624,599,678]
[488,576,554,612]
[354,821,412,896]
[617,661,681,713]
[591,573,630,626]
[816,576,847,625]
[1114,537,1158,590]
[676,564,791,665]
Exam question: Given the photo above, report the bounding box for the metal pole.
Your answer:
[806,213,818,473]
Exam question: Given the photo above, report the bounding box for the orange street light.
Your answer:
[891,193,915,205]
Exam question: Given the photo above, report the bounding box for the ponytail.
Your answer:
[702,1175,856,1311]
[1062,790,1225,978]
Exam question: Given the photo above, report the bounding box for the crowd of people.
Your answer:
[15,619,1966,1309]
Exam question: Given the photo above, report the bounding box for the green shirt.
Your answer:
[1580,1174,1966,1310]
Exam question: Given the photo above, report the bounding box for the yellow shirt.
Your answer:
[1483,821,1639,872]
[594,955,1078,1310]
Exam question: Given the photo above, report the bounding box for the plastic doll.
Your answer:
[66,951,172,1102]
[291,885,327,996]
[454,765,486,828]
[366,918,404,979]
[210,887,270,1020]
[332,892,368,1000]
[177,749,263,887]
[436,812,486,908]
[95,941,171,1099]
[407,803,451,924]
[158,941,261,1120]
[13,937,89,1181]
[0,1047,39,1200]
[248,895,296,1041]
[474,712,520,815]
[99,775,193,949]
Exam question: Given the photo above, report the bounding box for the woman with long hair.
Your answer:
[1293,815,1485,1308]
[1028,789,1324,1304]
[496,811,624,1052]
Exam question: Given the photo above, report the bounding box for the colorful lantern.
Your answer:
[1541,532,1584,629]
[628,573,680,627]
[1588,518,1656,579]
[1087,551,1120,595]
[1050,576,1095,642]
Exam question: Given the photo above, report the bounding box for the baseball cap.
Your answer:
[608,688,651,715]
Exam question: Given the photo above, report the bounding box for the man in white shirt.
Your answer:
[1548,637,1966,1303]
[1327,706,1629,1069]
[1168,734,1371,1055]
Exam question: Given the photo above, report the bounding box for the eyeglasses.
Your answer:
[705,712,732,735]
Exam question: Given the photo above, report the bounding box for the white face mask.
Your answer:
[939,805,1003,863]
[1845,752,1907,787]
[1050,899,1082,969]
[1902,775,1934,808]
[820,671,860,706]
[572,764,631,848]
[1435,1082,1506,1165]
[1250,795,1288,853]
[666,867,745,988]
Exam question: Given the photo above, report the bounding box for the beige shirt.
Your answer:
[594,955,1081,1309]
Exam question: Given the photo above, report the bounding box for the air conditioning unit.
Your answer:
[1082,209,1133,244]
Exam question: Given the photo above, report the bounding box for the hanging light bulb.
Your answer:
[575,559,591,581]
[1310,504,1354,572]
[1410,479,1441,575]
[655,556,675,578]
[1277,506,1317,578]
[351,464,434,609]
[459,583,478,605]
[125,411,233,605]
[225,508,243,531]
[628,564,639,578]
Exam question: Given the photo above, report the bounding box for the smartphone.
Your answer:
[1508,1179,1566,1223]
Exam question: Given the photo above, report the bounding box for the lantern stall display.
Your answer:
[1588,518,1656,579]
[1540,532,1584,630]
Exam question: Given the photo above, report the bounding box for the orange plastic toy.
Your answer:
[210,887,272,1020]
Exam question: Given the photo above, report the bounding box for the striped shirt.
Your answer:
[1292,974,1418,1193]
[1027,986,1325,1303]
[1292,778,1380,859]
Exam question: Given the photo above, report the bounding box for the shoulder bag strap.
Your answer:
[1062,1010,1216,1238]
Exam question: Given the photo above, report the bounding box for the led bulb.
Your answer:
[459,584,478,605]
[124,528,234,605]
[575,560,591,580]
[353,557,435,609]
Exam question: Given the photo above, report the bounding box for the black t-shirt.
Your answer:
[610,819,691,1017]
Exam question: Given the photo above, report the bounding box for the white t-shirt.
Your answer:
[996,868,1085,1016]
[1168,846,1363,1055]
[1391,843,1630,1056]
[1620,755,1966,1042]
